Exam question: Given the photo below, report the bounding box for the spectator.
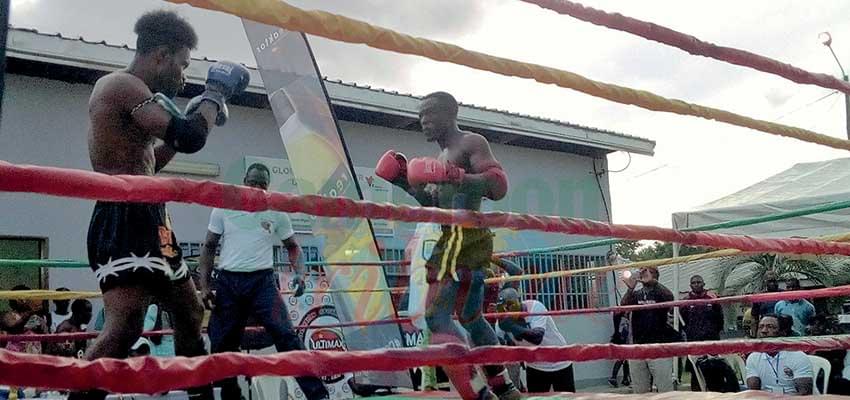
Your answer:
[681,274,724,391]
[486,258,526,393]
[681,275,724,342]
[1,286,48,399]
[746,314,813,395]
[742,306,754,338]
[2,285,49,355]
[750,271,781,337]
[484,258,523,314]
[774,278,815,337]
[50,287,71,333]
[621,267,677,393]
[54,299,92,358]
[495,287,574,393]
[608,312,631,387]
[777,314,794,337]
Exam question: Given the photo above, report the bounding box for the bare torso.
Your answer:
[88,72,156,176]
[430,133,484,211]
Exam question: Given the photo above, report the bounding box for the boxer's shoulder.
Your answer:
[91,73,157,124]
[92,71,150,104]
[458,131,490,151]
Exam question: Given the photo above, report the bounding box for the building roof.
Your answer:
[4,26,655,156]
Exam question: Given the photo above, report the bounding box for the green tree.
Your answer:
[715,254,850,313]
[614,240,640,260]
[633,241,714,261]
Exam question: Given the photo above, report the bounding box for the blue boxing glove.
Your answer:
[186,61,250,126]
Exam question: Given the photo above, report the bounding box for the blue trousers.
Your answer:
[208,269,328,400]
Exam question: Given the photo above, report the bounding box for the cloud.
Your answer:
[9,0,488,89]
[764,87,797,108]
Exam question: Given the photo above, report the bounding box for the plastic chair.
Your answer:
[808,355,831,395]
[688,355,708,392]
[722,354,747,384]
[252,376,288,400]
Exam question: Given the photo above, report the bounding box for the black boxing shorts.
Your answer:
[87,202,189,292]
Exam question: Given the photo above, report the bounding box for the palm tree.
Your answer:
[714,254,850,312]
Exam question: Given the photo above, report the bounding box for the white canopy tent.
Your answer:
[672,157,850,238]
[658,158,850,376]
[661,157,850,296]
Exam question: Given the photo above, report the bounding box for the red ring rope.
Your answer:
[1,337,848,393]
[483,284,850,320]
[6,284,848,343]
[521,0,850,95]
[0,316,413,343]
[3,161,850,256]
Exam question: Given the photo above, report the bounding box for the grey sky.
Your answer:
[9,0,487,88]
[10,0,850,228]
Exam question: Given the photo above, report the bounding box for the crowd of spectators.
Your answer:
[1,265,846,397]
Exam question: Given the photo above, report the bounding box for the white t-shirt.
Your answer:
[496,300,571,372]
[746,351,813,395]
[208,208,295,272]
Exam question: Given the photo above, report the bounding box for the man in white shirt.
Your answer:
[198,163,328,400]
[50,287,71,332]
[746,313,813,395]
[495,287,574,393]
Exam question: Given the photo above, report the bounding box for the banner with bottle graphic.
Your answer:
[242,21,407,388]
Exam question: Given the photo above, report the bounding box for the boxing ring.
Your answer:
[5,0,850,398]
[3,163,850,398]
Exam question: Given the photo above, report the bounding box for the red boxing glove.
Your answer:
[408,157,465,186]
[482,166,508,200]
[375,150,408,183]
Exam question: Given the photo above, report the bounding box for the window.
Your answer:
[181,241,322,274]
[381,248,409,311]
[505,253,609,311]
[380,248,407,276]
[274,245,323,275]
[178,242,204,259]
[0,237,46,313]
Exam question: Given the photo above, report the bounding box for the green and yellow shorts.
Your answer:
[425,225,493,282]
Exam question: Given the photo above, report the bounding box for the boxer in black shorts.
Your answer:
[72,10,249,400]
[87,202,188,290]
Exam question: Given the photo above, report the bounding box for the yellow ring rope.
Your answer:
[167,0,850,151]
[486,232,850,284]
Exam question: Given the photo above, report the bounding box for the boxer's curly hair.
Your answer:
[134,10,198,54]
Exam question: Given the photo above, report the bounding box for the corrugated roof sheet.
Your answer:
[5,25,655,155]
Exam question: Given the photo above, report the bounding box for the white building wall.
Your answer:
[0,73,618,386]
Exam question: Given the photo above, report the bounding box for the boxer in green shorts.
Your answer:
[375,91,518,400]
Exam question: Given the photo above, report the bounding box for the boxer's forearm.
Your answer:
[407,185,435,207]
[515,327,545,345]
[153,143,177,172]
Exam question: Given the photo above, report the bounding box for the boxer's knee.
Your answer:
[462,316,498,347]
[425,312,453,334]
[186,296,205,330]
